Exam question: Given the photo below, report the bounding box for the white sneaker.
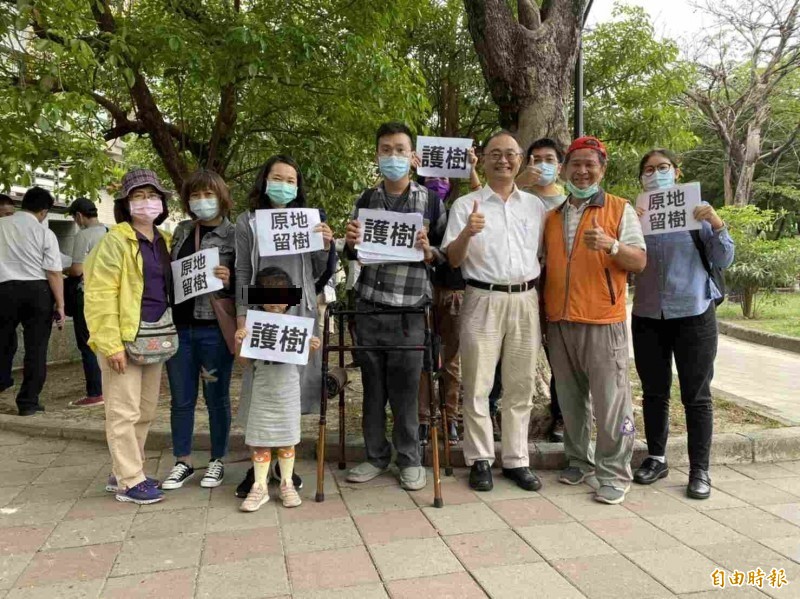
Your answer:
[200,459,224,488]
[280,482,302,508]
[240,483,269,512]
[161,462,195,490]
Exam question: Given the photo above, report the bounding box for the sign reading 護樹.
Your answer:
[239,309,315,365]
[355,208,424,264]
[255,208,324,257]
[171,247,224,304]
[416,136,474,179]
[636,182,702,236]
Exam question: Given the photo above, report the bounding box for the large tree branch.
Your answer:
[760,121,800,164]
[517,0,540,30]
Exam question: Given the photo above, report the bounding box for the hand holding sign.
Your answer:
[693,204,724,230]
[314,222,333,250]
[583,215,614,252]
[345,219,361,249]
[213,265,230,288]
[466,200,485,237]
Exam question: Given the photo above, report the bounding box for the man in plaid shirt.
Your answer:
[344,122,447,491]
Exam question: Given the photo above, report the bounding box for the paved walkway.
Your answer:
[626,306,800,425]
[1,432,800,597]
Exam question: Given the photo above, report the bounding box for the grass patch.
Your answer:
[717,293,800,338]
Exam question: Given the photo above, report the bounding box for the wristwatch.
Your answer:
[607,239,620,256]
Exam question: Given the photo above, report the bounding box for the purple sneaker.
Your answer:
[106,475,160,493]
[116,481,164,504]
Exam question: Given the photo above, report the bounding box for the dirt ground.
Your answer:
[0,332,781,442]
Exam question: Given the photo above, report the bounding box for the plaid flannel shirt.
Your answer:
[346,181,446,307]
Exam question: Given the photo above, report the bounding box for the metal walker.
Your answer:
[315,302,454,508]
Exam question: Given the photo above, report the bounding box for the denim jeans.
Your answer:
[632,304,717,471]
[166,325,234,460]
[73,291,102,397]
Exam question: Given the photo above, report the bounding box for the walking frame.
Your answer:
[315,301,453,508]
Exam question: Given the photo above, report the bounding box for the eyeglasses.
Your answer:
[642,163,674,176]
[129,191,161,201]
[486,151,522,162]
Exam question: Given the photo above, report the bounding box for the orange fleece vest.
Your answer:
[544,191,629,324]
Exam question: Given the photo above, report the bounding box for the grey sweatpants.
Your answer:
[355,300,424,469]
[547,320,634,487]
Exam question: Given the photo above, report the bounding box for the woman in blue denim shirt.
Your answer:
[631,149,734,500]
[163,170,237,491]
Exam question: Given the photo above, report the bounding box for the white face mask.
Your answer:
[189,196,220,221]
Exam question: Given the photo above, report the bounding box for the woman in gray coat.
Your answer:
[234,155,335,496]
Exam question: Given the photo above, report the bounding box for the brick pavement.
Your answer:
[0,431,799,597]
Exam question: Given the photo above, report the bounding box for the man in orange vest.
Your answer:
[542,136,646,505]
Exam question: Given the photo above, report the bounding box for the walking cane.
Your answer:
[337,309,347,470]
[424,304,444,508]
[429,302,453,477]
[315,304,333,502]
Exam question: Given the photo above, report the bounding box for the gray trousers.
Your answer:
[548,321,634,487]
[355,300,424,469]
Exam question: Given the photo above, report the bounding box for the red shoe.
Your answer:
[69,395,104,408]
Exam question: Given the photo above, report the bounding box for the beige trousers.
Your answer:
[459,286,540,468]
[101,358,163,490]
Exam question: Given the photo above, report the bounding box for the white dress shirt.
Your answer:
[0,211,62,282]
[442,184,545,284]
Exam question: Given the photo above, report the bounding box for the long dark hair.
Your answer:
[247,154,307,211]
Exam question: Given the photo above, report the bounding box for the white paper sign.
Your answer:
[256,208,323,257]
[171,248,224,304]
[636,182,702,236]
[239,309,315,365]
[354,208,423,263]
[416,136,474,179]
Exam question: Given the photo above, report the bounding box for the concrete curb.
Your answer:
[0,413,796,469]
[718,320,800,355]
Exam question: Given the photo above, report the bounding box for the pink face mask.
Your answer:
[129,198,163,223]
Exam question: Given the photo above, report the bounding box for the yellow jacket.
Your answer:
[84,222,172,357]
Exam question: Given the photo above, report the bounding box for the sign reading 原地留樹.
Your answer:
[635,182,702,236]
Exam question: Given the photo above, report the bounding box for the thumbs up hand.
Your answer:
[583,214,614,252]
[466,200,485,237]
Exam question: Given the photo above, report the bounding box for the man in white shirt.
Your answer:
[443,131,546,493]
[0,187,64,415]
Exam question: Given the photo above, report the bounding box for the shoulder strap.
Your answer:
[690,229,713,275]
[355,188,373,211]
[194,222,200,252]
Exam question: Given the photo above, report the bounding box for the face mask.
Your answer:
[379,156,410,182]
[641,169,676,191]
[424,180,451,201]
[537,162,558,186]
[266,181,297,206]
[129,198,163,223]
[189,197,220,221]
[565,180,599,200]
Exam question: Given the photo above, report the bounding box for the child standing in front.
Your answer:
[234,266,321,512]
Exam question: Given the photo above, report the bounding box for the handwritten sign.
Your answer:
[636,182,702,236]
[416,136,473,179]
[256,208,323,257]
[171,248,224,304]
[354,208,423,264]
[239,309,315,365]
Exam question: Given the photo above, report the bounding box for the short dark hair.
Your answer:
[67,197,98,218]
[248,155,307,212]
[181,169,233,219]
[255,266,294,288]
[375,122,414,150]
[526,138,565,163]
[0,194,12,206]
[21,187,54,213]
[638,148,680,178]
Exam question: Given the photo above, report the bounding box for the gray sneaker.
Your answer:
[399,466,427,491]
[559,466,594,485]
[346,462,388,483]
[594,484,629,505]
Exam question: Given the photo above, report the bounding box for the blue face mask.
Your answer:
[266,181,298,206]
[378,156,410,182]
[537,162,558,186]
[189,197,219,221]
[565,180,599,200]
[641,169,676,191]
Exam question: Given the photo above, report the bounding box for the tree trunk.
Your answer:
[741,287,756,319]
[464,0,585,152]
[734,119,765,207]
[723,159,734,205]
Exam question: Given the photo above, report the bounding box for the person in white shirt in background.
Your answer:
[443,130,546,494]
[0,187,64,415]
